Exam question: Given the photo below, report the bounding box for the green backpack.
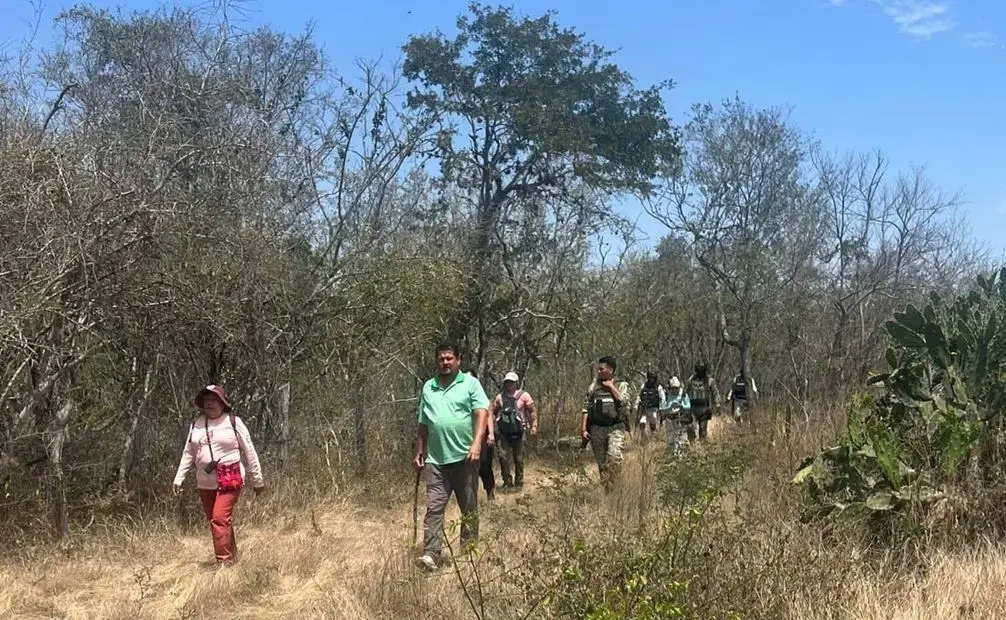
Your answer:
[688,377,710,405]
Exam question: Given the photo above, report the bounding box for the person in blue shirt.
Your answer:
[660,376,691,457]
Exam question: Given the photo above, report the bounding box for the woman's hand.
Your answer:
[172,484,183,496]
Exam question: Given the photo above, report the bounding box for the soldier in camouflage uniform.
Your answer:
[633,372,665,441]
[579,355,632,493]
[685,362,719,442]
[727,369,757,424]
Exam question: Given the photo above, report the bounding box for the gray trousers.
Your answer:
[423,460,478,560]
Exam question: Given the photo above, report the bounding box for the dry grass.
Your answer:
[4,414,1006,619]
[0,434,666,619]
[787,545,1006,620]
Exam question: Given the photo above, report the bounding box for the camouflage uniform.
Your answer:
[685,373,719,441]
[582,379,632,491]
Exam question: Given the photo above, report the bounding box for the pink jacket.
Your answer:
[173,414,264,491]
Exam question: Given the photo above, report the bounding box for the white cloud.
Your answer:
[871,0,956,39]
[963,32,998,48]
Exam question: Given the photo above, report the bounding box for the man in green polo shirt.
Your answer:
[412,340,490,571]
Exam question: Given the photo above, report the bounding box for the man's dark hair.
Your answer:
[436,340,462,358]
[645,372,658,387]
[599,355,617,371]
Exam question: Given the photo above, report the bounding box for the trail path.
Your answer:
[0,417,733,620]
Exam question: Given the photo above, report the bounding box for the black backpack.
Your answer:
[497,391,524,437]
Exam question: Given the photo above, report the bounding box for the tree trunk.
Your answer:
[829,303,851,394]
[48,397,75,539]
[277,381,291,472]
[353,389,367,479]
[118,358,158,489]
[552,328,568,446]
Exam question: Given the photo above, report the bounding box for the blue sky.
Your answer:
[2,0,1004,256]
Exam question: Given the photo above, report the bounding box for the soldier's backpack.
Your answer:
[688,377,711,406]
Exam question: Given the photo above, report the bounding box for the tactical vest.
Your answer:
[586,384,623,426]
[732,377,747,400]
[640,385,661,409]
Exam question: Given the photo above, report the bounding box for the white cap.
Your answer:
[503,371,519,383]
[668,376,681,388]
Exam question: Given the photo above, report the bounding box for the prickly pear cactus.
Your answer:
[794,268,1006,520]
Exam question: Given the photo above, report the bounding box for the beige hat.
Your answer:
[668,376,681,388]
[503,371,519,383]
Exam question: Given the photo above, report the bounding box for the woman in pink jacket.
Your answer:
[172,384,265,565]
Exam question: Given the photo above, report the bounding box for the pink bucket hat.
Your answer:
[195,384,232,412]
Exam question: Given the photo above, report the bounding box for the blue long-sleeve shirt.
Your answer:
[661,391,690,411]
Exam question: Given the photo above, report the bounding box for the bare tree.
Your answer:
[646,98,827,388]
[813,148,985,390]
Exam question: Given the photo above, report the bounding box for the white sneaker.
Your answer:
[415,554,437,571]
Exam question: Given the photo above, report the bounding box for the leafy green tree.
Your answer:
[401,2,679,368]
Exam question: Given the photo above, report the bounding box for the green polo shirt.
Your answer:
[418,371,490,466]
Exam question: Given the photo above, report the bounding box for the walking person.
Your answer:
[660,377,691,457]
[686,363,719,442]
[579,356,631,493]
[481,411,497,499]
[488,371,537,493]
[172,384,265,566]
[633,372,664,441]
[466,370,497,500]
[727,369,757,423]
[413,341,490,571]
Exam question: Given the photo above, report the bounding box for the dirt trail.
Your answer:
[0,418,733,620]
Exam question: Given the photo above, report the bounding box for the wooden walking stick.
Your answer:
[412,466,422,548]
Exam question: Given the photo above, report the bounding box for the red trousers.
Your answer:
[199,488,241,563]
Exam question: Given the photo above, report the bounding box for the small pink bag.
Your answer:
[215,461,244,491]
[201,414,245,491]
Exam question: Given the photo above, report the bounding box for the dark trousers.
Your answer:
[497,433,524,487]
[478,443,495,495]
[688,405,711,441]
